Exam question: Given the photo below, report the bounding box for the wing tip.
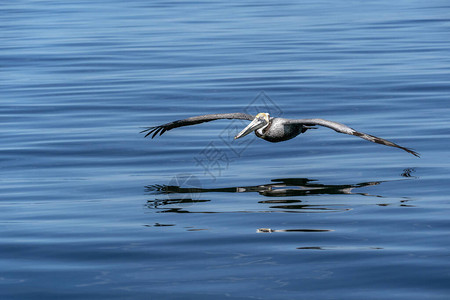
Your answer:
[141,126,166,139]
[351,130,420,158]
[405,148,420,158]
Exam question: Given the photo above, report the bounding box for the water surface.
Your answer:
[1,1,450,299]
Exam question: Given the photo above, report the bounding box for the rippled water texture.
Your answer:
[1,1,450,299]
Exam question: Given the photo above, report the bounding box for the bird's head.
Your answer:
[234,113,270,139]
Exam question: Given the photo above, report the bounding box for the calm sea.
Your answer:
[1,1,449,299]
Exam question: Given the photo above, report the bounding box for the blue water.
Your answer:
[1,1,450,299]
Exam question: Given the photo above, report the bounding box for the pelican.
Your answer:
[142,113,419,157]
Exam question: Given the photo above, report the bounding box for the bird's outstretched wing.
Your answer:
[287,118,419,157]
[141,113,254,138]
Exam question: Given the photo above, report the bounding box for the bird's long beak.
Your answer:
[234,117,267,139]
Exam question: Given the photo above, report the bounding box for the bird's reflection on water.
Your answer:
[145,177,415,239]
[147,178,382,198]
[144,177,412,214]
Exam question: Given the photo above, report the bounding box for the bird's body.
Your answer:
[142,112,419,157]
[253,117,307,142]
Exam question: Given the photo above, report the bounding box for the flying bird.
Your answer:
[142,112,419,157]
